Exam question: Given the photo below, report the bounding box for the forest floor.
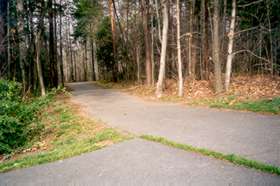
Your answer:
[1,81,280,185]
[97,75,280,114]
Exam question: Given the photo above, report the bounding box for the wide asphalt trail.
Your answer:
[1,81,280,185]
[69,82,280,167]
[1,139,280,185]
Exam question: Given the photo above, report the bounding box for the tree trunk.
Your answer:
[176,0,183,97]
[0,0,6,71]
[7,1,11,78]
[36,0,46,96]
[156,0,169,98]
[187,0,194,79]
[201,0,209,80]
[93,40,99,81]
[58,0,64,86]
[212,0,223,93]
[155,0,162,42]
[109,0,118,81]
[141,0,153,85]
[48,0,58,87]
[151,4,155,85]
[225,0,236,91]
[17,0,27,93]
[135,46,141,84]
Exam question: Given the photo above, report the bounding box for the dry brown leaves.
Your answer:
[122,75,280,102]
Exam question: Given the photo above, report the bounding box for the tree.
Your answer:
[225,0,237,91]
[16,0,26,92]
[212,0,223,93]
[176,0,183,96]
[48,0,58,87]
[141,0,153,85]
[156,0,169,97]
[35,0,46,96]
[109,0,117,81]
[58,0,64,86]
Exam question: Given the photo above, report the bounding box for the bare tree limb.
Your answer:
[233,49,271,63]
[238,0,263,8]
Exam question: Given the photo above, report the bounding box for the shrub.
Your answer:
[0,80,21,101]
[0,80,51,154]
[0,115,27,153]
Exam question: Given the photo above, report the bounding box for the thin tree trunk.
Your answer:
[7,1,11,78]
[266,0,273,75]
[141,0,153,85]
[156,0,169,98]
[187,0,195,79]
[201,0,209,80]
[17,0,26,93]
[36,0,46,96]
[212,0,223,92]
[93,40,99,81]
[151,4,155,85]
[109,0,118,81]
[58,0,64,85]
[136,45,141,83]
[176,0,183,96]
[90,38,95,81]
[48,0,58,87]
[84,40,88,81]
[225,0,236,91]
[155,0,162,42]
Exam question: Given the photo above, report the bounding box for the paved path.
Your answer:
[1,139,280,186]
[69,82,280,167]
[1,81,280,186]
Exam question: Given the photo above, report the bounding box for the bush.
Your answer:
[0,80,21,101]
[0,115,27,153]
[0,80,52,154]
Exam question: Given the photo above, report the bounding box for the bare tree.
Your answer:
[58,0,64,86]
[35,0,46,96]
[176,0,183,96]
[212,0,223,92]
[141,0,153,85]
[17,0,27,92]
[156,0,169,97]
[225,0,236,91]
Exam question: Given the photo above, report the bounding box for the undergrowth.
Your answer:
[0,91,128,172]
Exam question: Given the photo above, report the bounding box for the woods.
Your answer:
[0,0,279,96]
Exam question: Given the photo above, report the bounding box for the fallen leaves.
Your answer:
[114,75,280,103]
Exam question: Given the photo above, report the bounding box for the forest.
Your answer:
[0,0,279,97]
[1,0,280,180]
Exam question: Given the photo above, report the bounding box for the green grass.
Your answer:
[0,94,129,173]
[210,97,280,114]
[0,129,123,172]
[141,135,280,175]
[191,96,280,114]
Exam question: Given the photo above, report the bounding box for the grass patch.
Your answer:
[205,97,280,114]
[141,135,280,175]
[0,93,129,172]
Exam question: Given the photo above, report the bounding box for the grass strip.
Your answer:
[0,93,130,173]
[0,129,126,173]
[141,135,280,175]
[197,96,280,114]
